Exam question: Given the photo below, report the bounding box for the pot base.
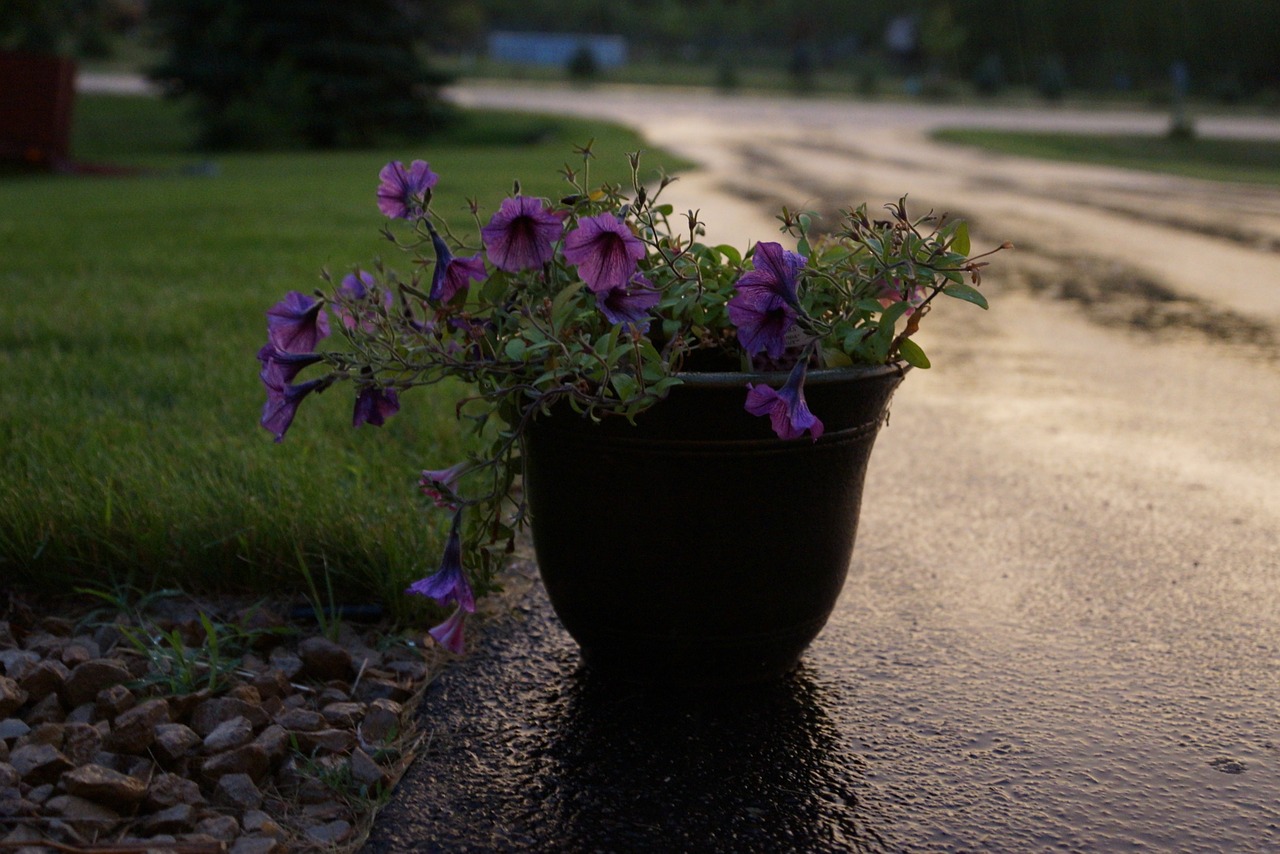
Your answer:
[569,615,829,687]
[524,364,907,687]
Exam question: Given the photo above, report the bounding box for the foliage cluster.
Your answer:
[0,93,656,617]
[437,0,1280,101]
[146,0,453,149]
[257,144,1004,651]
[0,0,113,56]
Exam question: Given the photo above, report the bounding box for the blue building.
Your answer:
[488,31,627,69]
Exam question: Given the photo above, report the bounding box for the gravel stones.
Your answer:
[104,697,170,753]
[60,659,131,708]
[62,763,147,810]
[214,772,264,810]
[152,722,201,765]
[0,596,436,852]
[0,678,26,717]
[298,635,354,681]
[9,743,73,786]
[203,715,255,753]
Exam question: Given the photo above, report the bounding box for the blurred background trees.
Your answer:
[0,0,117,56]
[441,0,1279,101]
[10,0,1279,150]
[146,0,452,149]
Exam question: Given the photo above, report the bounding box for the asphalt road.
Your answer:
[364,85,1280,851]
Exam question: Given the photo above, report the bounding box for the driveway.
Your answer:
[69,73,1280,850]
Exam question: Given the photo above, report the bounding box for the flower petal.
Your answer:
[564,214,646,292]
[427,608,467,654]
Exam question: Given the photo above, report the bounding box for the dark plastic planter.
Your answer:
[523,362,908,687]
[0,51,76,168]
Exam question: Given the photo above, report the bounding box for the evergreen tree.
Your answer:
[148,0,452,150]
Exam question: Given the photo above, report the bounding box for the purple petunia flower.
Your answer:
[256,343,323,390]
[429,231,487,303]
[480,196,563,273]
[352,387,400,428]
[261,378,324,443]
[334,271,392,332]
[419,462,468,508]
[428,607,468,655]
[727,288,796,359]
[727,242,807,359]
[406,510,476,613]
[563,213,646,293]
[744,360,825,442]
[595,273,660,331]
[377,160,438,220]
[735,241,806,306]
[266,291,330,354]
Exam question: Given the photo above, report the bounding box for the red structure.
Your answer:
[0,51,76,168]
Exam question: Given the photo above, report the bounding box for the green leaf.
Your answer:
[610,374,639,400]
[897,337,931,368]
[714,244,741,265]
[550,280,585,328]
[942,282,989,309]
[880,299,911,329]
[504,339,526,360]
[822,347,853,368]
[480,274,507,304]
[650,376,683,396]
[952,221,970,256]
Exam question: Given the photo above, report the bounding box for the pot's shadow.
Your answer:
[522,662,886,852]
[366,585,885,852]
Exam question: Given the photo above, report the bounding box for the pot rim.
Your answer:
[673,360,910,389]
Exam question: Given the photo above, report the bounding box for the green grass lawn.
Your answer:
[0,94,680,618]
[933,128,1280,185]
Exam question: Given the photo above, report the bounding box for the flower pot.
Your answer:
[523,362,908,686]
[0,51,76,168]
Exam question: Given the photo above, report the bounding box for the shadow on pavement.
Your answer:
[365,581,887,852]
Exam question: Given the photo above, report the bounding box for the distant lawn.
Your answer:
[0,94,682,617]
[933,128,1280,186]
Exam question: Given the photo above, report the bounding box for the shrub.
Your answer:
[147,0,453,149]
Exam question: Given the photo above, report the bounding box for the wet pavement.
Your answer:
[364,87,1280,851]
[366,291,1280,850]
[365,575,888,852]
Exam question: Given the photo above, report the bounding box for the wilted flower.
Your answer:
[876,275,927,315]
[257,344,323,389]
[406,510,475,613]
[408,511,476,654]
[260,378,324,442]
[744,360,825,442]
[352,386,400,427]
[419,462,468,508]
[266,291,330,354]
[429,231,487,303]
[427,607,468,655]
[335,270,392,332]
